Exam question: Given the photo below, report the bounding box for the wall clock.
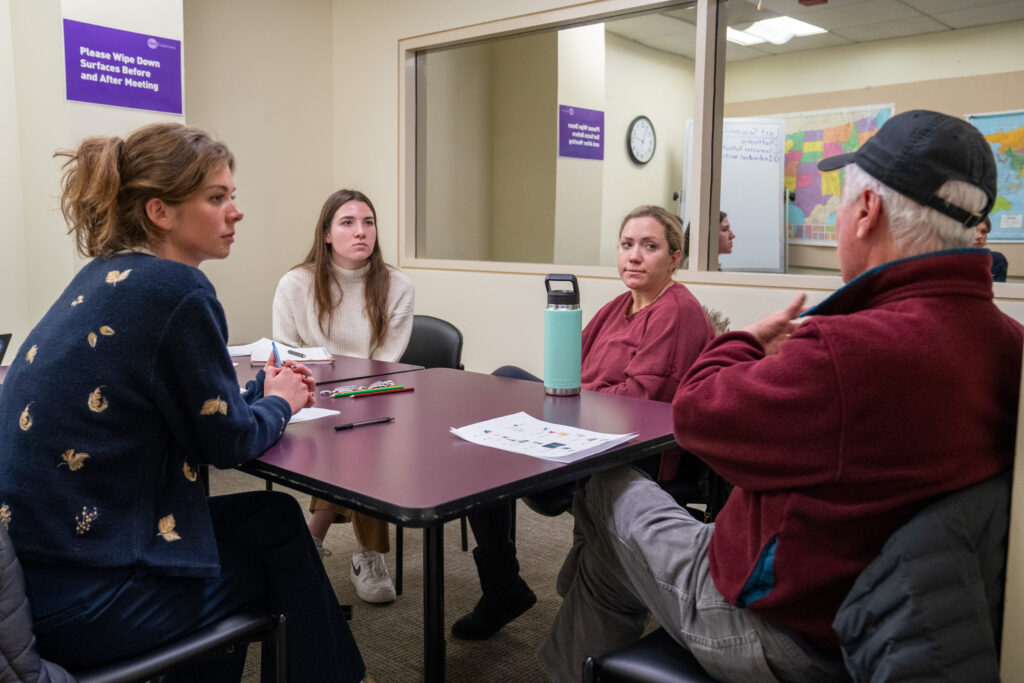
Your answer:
[627,115,656,164]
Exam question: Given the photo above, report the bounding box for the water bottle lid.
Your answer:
[545,274,580,306]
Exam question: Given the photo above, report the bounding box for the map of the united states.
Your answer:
[785,108,891,242]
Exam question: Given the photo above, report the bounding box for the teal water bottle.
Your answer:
[544,274,582,396]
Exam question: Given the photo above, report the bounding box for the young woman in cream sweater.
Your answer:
[273,189,414,604]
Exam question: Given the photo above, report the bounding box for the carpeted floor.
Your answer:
[209,467,577,682]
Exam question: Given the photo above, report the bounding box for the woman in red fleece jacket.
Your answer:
[452,205,715,640]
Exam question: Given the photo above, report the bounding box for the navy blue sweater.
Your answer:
[0,253,291,577]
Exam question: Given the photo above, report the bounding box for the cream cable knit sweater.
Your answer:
[272,261,414,362]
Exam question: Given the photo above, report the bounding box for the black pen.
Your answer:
[288,349,306,358]
[334,416,395,431]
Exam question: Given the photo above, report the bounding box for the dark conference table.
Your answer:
[241,367,677,682]
[233,353,422,386]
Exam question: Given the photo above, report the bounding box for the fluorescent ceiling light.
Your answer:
[727,26,765,45]
[728,16,827,46]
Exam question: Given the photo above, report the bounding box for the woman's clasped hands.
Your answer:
[264,358,317,412]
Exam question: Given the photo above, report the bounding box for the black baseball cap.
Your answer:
[817,109,996,228]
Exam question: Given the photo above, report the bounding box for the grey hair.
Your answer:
[840,164,987,255]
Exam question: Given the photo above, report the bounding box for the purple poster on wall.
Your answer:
[558,105,604,160]
[63,19,182,114]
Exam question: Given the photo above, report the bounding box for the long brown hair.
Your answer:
[56,123,234,257]
[298,189,392,354]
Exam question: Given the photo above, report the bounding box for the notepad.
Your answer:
[227,337,333,364]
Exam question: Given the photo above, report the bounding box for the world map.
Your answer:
[784,107,892,243]
[969,111,1024,242]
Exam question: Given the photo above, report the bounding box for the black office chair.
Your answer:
[394,315,467,596]
[0,523,287,683]
[397,314,465,371]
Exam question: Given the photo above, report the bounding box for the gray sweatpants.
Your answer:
[538,467,850,683]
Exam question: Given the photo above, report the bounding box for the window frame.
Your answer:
[395,0,1024,300]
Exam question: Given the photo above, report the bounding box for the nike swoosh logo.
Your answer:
[352,561,361,576]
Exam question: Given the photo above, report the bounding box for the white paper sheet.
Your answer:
[227,337,332,363]
[450,411,637,463]
[289,406,340,424]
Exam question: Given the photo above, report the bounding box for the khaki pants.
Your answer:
[309,497,390,553]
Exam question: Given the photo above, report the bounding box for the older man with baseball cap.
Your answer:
[540,110,1023,682]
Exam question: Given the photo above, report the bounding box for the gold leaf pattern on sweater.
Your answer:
[0,503,10,530]
[87,326,115,348]
[88,387,108,413]
[200,397,228,416]
[157,514,181,542]
[25,345,37,363]
[71,295,84,307]
[183,462,198,482]
[19,405,32,431]
[75,506,98,535]
[59,449,90,471]
[105,269,132,285]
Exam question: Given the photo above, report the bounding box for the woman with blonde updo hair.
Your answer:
[454,204,715,640]
[0,123,364,681]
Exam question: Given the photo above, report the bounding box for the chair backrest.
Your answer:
[399,315,464,370]
[0,524,75,683]
[833,472,1012,683]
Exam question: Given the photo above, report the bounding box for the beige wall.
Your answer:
[422,44,493,261]
[490,33,557,263]
[601,31,694,266]
[420,32,557,263]
[183,0,335,344]
[0,0,28,348]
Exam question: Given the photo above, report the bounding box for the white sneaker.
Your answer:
[350,551,396,603]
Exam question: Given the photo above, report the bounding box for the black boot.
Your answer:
[451,575,536,640]
[451,537,536,640]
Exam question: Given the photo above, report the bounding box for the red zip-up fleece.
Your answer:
[673,250,1022,655]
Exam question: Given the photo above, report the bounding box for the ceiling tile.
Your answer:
[831,15,949,41]
[931,1,1024,27]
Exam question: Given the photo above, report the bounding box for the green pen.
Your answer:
[331,385,407,398]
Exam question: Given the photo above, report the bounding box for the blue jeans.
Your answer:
[23,491,364,682]
[538,468,848,683]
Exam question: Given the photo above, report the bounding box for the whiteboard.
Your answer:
[683,117,786,272]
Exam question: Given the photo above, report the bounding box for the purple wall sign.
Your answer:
[558,105,604,160]
[63,19,182,114]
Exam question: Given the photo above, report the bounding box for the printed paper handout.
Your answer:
[450,411,637,463]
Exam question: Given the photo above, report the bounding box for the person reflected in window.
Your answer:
[681,211,733,269]
[453,205,714,641]
[972,215,1008,282]
[273,189,414,605]
[0,123,364,681]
